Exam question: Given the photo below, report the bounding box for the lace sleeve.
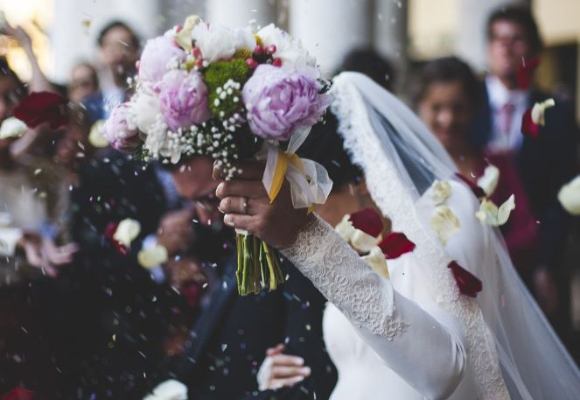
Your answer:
[282,215,467,399]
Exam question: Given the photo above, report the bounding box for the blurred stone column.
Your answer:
[456,0,531,71]
[289,0,373,76]
[374,0,408,90]
[206,0,277,28]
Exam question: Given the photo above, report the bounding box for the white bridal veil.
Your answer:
[330,72,580,400]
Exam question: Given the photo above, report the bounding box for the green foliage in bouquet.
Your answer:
[204,59,252,118]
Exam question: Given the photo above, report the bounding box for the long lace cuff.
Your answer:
[282,215,408,339]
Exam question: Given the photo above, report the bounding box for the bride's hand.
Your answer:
[257,344,311,390]
[215,161,313,248]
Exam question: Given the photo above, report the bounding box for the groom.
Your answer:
[158,156,337,400]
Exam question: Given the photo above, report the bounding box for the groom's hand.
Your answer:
[215,160,313,249]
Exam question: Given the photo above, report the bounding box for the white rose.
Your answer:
[430,205,461,245]
[192,23,239,63]
[362,246,390,279]
[477,165,500,197]
[531,98,555,126]
[475,195,515,227]
[257,24,316,69]
[431,180,452,205]
[129,91,162,133]
[0,117,27,139]
[558,176,580,215]
[143,379,188,400]
[113,218,141,247]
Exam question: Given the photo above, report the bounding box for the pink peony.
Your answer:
[159,69,210,131]
[101,103,141,153]
[242,65,332,141]
[139,35,186,89]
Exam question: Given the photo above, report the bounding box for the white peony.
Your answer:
[113,218,141,247]
[234,26,257,52]
[257,24,316,69]
[431,180,452,205]
[558,176,580,215]
[0,117,27,139]
[531,98,555,126]
[143,379,188,400]
[475,195,515,227]
[129,91,163,134]
[477,165,500,197]
[192,23,241,63]
[362,246,390,279]
[430,205,461,245]
[138,244,169,269]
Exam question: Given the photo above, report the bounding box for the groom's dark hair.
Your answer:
[298,112,363,191]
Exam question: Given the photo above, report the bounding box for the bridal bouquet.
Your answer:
[102,16,333,295]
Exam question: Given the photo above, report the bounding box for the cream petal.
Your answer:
[143,379,188,400]
[531,98,555,126]
[0,117,27,139]
[89,120,109,148]
[431,180,452,205]
[558,175,580,215]
[477,165,500,197]
[138,245,169,269]
[362,246,390,279]
[475,195,515,226]
[430,205,461,246]
[113,218,141,247]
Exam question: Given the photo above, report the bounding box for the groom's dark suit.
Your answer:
[168,252,337,400]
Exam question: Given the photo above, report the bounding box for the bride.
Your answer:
[215,72,580,399]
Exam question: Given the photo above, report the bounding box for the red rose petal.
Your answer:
[181,282,202,308]
[448,261,482,298]
[349,208,384,238]
[1,388,35,400]
[455,173,486,198]
[13,91,68,129]
[104,222,129,256]
[104,222,119,240]
[521,108,540,139]
[378,232,416,259]
[515,57,541,90]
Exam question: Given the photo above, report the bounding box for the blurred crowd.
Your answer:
[0,5,578,399]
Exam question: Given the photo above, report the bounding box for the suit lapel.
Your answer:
[171,258,238,379]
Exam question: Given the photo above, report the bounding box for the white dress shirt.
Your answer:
[485,75,530,154]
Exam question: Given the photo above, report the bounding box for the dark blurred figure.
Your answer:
[413,56,539,275]
[339,48,396,92]
[68,62,100,103]
[84,20,140,123]
[473,5,578,338]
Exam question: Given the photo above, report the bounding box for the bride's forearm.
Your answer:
[281,215,466,400]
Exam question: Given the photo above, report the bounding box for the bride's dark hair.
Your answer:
[297,112,363,191]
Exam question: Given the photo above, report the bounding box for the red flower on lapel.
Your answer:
[13,91,68,129]
[378,232,416,259]
[455,173,486,198]
[349,208,384,238]
[521,108,540,139]
[515,57,540,90]
[448,261,482,298]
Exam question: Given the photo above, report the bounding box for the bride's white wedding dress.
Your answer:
[277,72,580,400]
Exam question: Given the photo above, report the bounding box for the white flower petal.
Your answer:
[430,205,461,245]
[431,180,452,205]
[351,229,381,253]
[558,175,580,215]
[531,98,555,126]
[173,15,201,52]
[475,195,515,227]
[88,120,109,148]
[362,246,390,279]
[138,245,169,269]
[477,165,500,197]
[143,379,188,400]
[0,117,27,139]
[335,215,355,242]
[113,218,141,247]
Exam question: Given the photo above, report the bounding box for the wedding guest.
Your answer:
[413,56,539,276]
[473,5,578,332]
[68,62,100,103]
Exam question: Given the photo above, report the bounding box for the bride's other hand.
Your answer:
[215,161,312,248]
[257,343,311,390]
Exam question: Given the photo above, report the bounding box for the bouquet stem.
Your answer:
[236,232,284,295]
